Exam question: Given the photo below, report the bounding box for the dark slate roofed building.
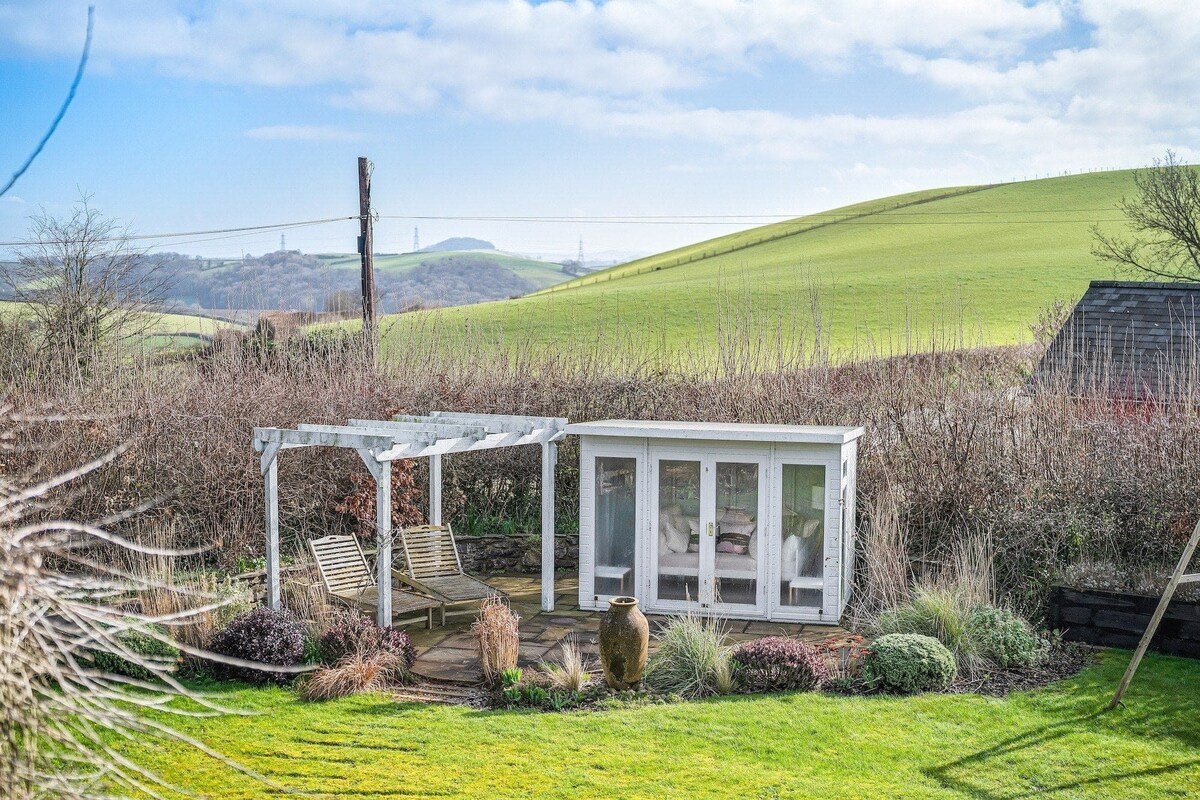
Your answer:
[1032,280,1200,400]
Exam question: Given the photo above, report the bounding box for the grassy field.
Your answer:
[115,650,1199,798]
[316,250,570,291]
[380,171,1142,359]
[0,300,241,352]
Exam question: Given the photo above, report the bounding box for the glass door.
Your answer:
[777,463,827,612]
[651,453,765,615]
[710,459,764,613]
[652,457,702,607]
[592,455,637,601]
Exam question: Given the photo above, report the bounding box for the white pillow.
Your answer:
[781,534,800,580]
[661,509,690,553]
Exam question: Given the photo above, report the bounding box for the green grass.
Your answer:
[0,300,241,353]
[316,250,571,291]
[113,651,1199,798]
[381,171,1144,358]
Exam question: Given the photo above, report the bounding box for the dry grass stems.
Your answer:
[471,596,520,685]
[299,651,406,702]
[544,636,592,692]
[0,409,300,799]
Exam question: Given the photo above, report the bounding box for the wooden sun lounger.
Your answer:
[309,534,442,629]
[397,524,504,625]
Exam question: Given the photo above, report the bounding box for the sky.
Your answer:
[1,0,1198,261]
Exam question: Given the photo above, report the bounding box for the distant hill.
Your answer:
[124,247,572,313]
[381,170,1144,357]
[422,237,494,252]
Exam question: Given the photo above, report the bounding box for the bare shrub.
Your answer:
[7,289,1200,613]
[471,596,520,685]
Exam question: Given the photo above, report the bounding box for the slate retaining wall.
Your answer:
[1047,585,1200,658]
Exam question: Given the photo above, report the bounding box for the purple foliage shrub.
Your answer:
[209,606,307,685]
[317,609,416,671]
[731,636,829,693]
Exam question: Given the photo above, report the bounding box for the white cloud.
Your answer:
[1,0,1198,174]
[244,125,362,142]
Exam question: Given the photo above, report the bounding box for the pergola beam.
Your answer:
[254,426,397,451]
[348,419,487,441]
[254,411,566,623]
[427,411,567,434]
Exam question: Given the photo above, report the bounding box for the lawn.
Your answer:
[116,650,1199,798]
[380,171,1142,361]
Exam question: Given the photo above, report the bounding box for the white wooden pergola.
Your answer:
[253,412,568,626]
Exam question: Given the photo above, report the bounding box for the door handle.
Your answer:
[707,522,715,537]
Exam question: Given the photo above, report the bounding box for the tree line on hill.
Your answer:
[81,249,539,314]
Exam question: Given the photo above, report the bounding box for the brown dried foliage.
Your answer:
[6,308,1200,616]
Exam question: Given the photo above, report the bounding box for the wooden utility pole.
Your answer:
[358,156,377,342]
[1109,517,1200,709]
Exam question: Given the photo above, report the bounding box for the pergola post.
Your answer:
[375,459,393,626]
[263,453,281,611]
[429,453,442,525]
[541,441,556,612]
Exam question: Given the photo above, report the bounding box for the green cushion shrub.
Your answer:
[966,606,1041,670]
[90,621,180,681]
[863,633,956,694]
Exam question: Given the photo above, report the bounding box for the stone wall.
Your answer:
[454,533,579,575]
[1047,585,1200,659]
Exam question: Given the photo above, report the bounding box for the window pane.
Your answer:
[780,464,824,608]
[715,461,759,606]
[594,456,636,598]
[656,459,700,603]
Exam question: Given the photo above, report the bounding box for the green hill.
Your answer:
[316,250,569,292]
[380,170,1142,359]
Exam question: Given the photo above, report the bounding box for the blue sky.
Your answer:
[2,1,1198,260]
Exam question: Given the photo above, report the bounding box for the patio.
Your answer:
[402,575,851,684]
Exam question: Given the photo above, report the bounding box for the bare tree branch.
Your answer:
[1092,151,1200,282]
[0,7,94,198]
[4,196,174,377]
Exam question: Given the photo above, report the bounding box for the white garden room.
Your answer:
[567,420,864,623]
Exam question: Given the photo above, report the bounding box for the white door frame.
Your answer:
[766,454,840,622]
[579,440,645,611]
[647,445,768,618]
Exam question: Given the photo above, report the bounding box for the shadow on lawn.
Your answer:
[925,652,1200,798]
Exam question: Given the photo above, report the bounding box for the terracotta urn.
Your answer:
[598,596,649,690]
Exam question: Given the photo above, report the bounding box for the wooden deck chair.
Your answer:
[309,534,442,629]
[397,524,504,625]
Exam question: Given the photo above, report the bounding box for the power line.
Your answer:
[0,215,359,248]
[0,206,1130,250]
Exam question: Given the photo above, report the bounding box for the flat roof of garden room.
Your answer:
[564,419,865,445]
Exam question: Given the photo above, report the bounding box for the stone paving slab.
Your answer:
[407,575,849,684]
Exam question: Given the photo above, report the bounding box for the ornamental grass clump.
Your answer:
[299,650,408,702]
[472,595,520,685]
[645,612,734,699]
[544,636,592,693]
[731,636,828,693]
[209,606,308,685]
[863,633,956,694]
[874,584,981,673]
